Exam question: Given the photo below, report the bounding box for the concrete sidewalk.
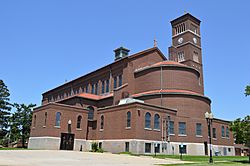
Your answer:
[0,150,187,166]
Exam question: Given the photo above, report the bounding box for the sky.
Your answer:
[0,1,249,120]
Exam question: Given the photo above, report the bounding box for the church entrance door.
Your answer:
[60,133,75,150]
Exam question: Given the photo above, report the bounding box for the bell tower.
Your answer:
[168,13,204,94]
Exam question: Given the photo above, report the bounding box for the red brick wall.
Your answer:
[96,103,176,141]
[134,66,202,94]
[30,104,88,140]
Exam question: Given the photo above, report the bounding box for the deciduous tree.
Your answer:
[245,85,250,96]
[230,115,250,162]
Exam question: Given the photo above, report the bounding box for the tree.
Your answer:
[245,85,250,96]
[8,113,21,144]
[230,115,250,162]
[0,79,11,139]
[12,103,36,148]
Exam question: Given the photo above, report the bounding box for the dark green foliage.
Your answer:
[0,136,9,147]
[0,79,11,138]
[91,142,98,152]
[9,112,21,143]
[230,115,250,163]
[0,79,36,148]
[245,85,250,96]
[11,103,36,148]
[90,142,103,153]
[231,116,250,146]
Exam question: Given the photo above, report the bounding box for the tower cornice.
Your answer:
[171,13,201,26]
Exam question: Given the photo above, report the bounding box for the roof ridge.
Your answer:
[43,47,165,95]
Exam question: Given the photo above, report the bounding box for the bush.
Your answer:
[91,142,104,153]
[97,148,104,153]
[91,142,98,152]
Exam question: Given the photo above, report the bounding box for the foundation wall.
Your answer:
[28,137,235,156]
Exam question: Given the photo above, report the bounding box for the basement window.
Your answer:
[179,145,187,154]
[145,143,151,153]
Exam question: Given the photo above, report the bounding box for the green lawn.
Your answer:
[119,152,249,165]
[0,147,27,150]
[162,163,248,166]
[151,155,249,165]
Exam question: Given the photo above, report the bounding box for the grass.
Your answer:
[0,147,27,150]
[150,155,249,165]
[118,151,140,156]
[162,162,248,166]
[119,152,249,165]
[153,154,247,161]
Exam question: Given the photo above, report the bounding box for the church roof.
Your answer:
[43,47,166,95]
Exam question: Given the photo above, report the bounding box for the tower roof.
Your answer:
[170,13,201,26]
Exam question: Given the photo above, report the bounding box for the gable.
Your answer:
[129,47,167,70]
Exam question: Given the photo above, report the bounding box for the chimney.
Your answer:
[114,47,130,61]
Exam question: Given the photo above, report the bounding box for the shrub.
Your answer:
[91,142,104,153]
[91,142,98,152]
[97,148,104,153]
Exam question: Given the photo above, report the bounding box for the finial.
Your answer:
[154,38,158,47]
[184,10,187,14]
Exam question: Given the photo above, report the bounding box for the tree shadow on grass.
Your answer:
[232,160,250,164]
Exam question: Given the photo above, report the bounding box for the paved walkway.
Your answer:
[0,150,187,166]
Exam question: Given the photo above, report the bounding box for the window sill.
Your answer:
[54,126,61,129]
[196,135,203,138]
[32,127,35,129]
[76,128,82,131]
[43,126,46,128]
[99,129,104,132]
[178,134,187,137]
[144,128,152,131]
[212,138,217,140]
[170,133,175,136]
[153,129,161,132]
[125,127,131,130]
[222,137,230,139]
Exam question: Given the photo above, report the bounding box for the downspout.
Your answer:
[110,66,114,105]
[109,66,112,93]
[160,66,163,106]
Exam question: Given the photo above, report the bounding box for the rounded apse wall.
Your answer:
[134,64,202,94]
[134,93,211,119]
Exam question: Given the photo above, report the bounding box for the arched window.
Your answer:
[127,111,131,128]
[100,115,104,129]
[86,85,89,93]
[118,75,122,87]
[226,127,229,138]
[222,126,225,137]
[91,84,94,94]
[77,115,82,129]
[145,112,151,129]
[154,114,160,130]
[101,80,105,94]
[87,106,94,120]
[55,112,61,127]
[114,77,117,89]
[44,112,47,126]
[106,80,110,93]
[95,82,98,95]
[33,115,36,127]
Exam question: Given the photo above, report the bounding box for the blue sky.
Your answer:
[0,1,249,120]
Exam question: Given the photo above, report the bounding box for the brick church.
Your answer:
[29,13,235,156]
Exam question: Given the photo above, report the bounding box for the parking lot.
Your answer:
[0,150,187,166]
